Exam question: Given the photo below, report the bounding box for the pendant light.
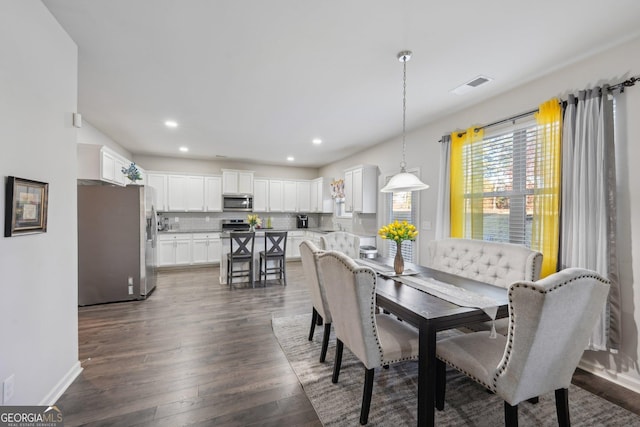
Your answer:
[380,51,430,193]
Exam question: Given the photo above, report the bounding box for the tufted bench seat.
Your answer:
[427,238,542,335]
[319,232,360,259]
[426,238,542,289]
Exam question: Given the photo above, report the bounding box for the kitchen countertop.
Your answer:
[158,228,376,238]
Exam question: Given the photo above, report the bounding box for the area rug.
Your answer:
[272,314,640,426]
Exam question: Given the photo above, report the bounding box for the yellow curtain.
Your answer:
[532,98,562,277]
[450,127,484,238]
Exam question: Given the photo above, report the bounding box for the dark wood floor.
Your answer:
[57,262,640,426]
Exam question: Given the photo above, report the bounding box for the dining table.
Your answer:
[356,257,510,427]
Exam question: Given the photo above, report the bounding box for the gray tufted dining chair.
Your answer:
[320,231,360,259]
[317,250,419,425]
[299,240,332,362]
[435,268,610,427]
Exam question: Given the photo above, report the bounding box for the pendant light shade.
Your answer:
[381,171,430,193]
[380,50,429,193]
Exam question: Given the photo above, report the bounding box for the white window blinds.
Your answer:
[462,121,537,246]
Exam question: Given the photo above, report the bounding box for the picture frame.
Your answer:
[4,176,49,237]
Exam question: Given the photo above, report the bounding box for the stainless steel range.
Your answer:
[221,219,250,231]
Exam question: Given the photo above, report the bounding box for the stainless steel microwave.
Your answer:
[223,195,253,212]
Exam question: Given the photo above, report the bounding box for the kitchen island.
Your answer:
[219,229,313,285]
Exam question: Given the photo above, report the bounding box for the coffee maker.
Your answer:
[296,214,308,228]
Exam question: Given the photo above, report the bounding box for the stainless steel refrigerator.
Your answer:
[77,184,157,305]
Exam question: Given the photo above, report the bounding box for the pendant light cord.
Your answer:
[401,57,407,172]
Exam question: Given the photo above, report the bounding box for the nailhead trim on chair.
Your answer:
[492,273,610,389]
[331,252,419,367]
[438,272,609,393]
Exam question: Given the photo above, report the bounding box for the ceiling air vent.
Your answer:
[450,75,493,95]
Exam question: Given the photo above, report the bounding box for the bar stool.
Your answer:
[227,231,255,288]
[259,231,287,286]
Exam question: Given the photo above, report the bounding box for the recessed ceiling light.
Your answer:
[165,120,178,128]
[286,156,295,162]
[312,138,322,145]
[179,146,189,152]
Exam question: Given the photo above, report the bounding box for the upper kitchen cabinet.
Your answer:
[204,176,222,212]
[167,175,205,211]
[310,177,333,213]
[147,173,167,211]
[252,178,269,212]
[268,179,284,212]
[296,180,311,212]
[283,180,297,212]
[344,165,378,213]
[77,143,136,186]
[222,169,254,195]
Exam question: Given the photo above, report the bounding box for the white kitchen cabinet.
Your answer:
[296,181,311,212]
[310,178,332,213]
[286,231,305,259]
[204,176,222,212]
[77,144,134,187]
[252,178,269,212]
[147,173,167,211]
[344,165,377,213]
[283,180,297,212]
[100,147,127,186]
[167,175,204,211]
[192,233,221,264]
[222,169,254,194]
[268,180,283,212]
[158,234,191,266]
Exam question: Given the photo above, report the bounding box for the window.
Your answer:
[460,121,537,246]
[384,170,419,262]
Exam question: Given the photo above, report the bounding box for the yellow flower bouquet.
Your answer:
[378,220,418,274]
[247,214,262,230]
[378,220,418,243]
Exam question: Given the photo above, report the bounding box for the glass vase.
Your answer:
[394,241,404,275]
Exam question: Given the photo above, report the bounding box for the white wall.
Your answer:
[0,1,81,404]
[320,35,640,392]
[78,120,132,159]
[134,154,320,179]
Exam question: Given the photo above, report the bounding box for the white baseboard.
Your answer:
[39,361,83,406]
[578,359,640,394]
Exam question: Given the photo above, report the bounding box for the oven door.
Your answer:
[223,195,253,212]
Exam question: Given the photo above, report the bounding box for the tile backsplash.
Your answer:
[158,212,321,232]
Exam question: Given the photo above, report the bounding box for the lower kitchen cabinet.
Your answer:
[192,233,221,264]
[158,234,191,266]
[286,231,305,259]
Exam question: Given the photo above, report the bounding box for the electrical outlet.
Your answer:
[422,220,432,230]
[3,374,15,404]
[174,217,179,223]
[205,216,210,222]
[128,285,133,295]
[128,277,133,285]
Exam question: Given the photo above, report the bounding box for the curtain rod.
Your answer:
[440,74,640,141]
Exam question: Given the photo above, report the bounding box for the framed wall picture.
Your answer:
[4,176,49,237]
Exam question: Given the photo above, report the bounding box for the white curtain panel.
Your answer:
[560,88,620,351]
[434,135,451,240]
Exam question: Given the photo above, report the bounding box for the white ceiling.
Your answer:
[43,0,640,167]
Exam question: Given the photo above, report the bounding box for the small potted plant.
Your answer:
[121,162,142,184]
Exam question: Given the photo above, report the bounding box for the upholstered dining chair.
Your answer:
[317,250,419,425]
[320,231,360,259]
[435,268,610,427]
[299,240,332,362]
[226,231,255,288]
[259,230,287,286]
